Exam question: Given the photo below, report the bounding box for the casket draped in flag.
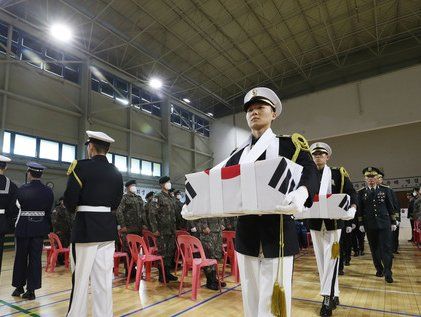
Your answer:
[294,194,355,220]
[183,157,303,218]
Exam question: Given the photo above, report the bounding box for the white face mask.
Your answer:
[129,186,137,194]
[176,194,182,200]
[164,182,172,191]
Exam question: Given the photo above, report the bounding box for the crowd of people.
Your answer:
[0,87,419,316]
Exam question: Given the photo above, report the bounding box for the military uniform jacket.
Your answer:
[149,191,177,236]
[309,167,357,231]
[116,193,144,232]
[0,175,18,234]
[357,186,396,230]
[15,180,54,238]
[380,185,400,221]
[225,135,319,258]
[64,155,123,243]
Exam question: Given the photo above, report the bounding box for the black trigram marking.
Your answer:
[339,196,349,210]
[279,170,292,195]
[289,179,296,194]
[185,182,196,205]
[268,158,287,189]
[185,195,191,205]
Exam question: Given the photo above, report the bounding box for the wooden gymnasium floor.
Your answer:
[0,236,420,316]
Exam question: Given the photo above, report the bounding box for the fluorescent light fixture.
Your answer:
[116,97,129,106]
[207,112,214,117]
[183,98,191,103]
[149,77,163,89]
[50,23,73,42]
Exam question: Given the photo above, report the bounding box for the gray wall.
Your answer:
[211,64,421,185]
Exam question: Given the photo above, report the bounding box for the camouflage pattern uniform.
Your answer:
[142,195,154,230]
[149,191,177,268]
[223,217,237,231]
[116,192,144,252]
[51,204,72,248]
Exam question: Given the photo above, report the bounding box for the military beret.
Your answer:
[243,87,282,118]
[159,176,170,184]
[125,179,136,187]
[362,166,381,177]
[309,142,332,156]
[145,191,155,199]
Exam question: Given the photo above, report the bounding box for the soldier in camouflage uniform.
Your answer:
[116,180,144,253]
[51,197,71,265]
[149,176,178,283]
[174,190,188,230]
[197,217,227,290]
[223,217,237,231]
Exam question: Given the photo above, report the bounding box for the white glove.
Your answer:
[395,221,400,227]
[351,223,356,229]
[345,226,352,233]
[344,206,357,220]
[359,225,365,233]
[391,224,397,231]
[276,186,309,214]
[190,227,197,233]
[181,204,201,220]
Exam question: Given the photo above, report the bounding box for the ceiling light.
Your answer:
[50,23,73,42]
[183,98,191,104]
[149,78,163,89]
[207,112,214,117]
[116,97,129,106]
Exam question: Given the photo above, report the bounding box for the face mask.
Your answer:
[164,182,172,191]
[176,194,182,200]
[129,186,137,194]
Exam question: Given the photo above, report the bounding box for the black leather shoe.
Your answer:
[21,290,35,300]
[385,275,394,283]
[331,296,339,310]
[166,273,178,282]
[360,251,365,255]
[344,260,350,266]
[320,296,332,316]
[353,251,359,257]
[338,270,344,275]
[11,287,24,297]
[375,271,384,277]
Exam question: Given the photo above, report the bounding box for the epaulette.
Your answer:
[291,133,310,162]
[357,187,365,192]
[67,160,83,188]
[339,166,350,193]
[379,184,390,188]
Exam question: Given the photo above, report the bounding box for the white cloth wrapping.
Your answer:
[182,128,304,219]
[294,194,355,220]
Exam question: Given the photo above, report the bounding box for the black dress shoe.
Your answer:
[332,296,340,309]
[11,287,24,297]
[344,260,350,266]
[353,251,359,257]
[166,273,178,281]
[320,296,332,316]
[393,251,399,254]
[338,270,344,275]
[21,290,35,300]
[360,251,365,256]
[375,271,384,277]
[385,275,394,283]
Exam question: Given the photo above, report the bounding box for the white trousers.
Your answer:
[310,229,341,297]
[67,241,115,317]
[236,252,293,317]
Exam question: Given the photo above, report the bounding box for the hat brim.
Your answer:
[243,97,276,112]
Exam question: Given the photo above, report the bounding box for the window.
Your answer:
[153,163,161,177]
[130,158,140,174]
[3,131,11,153]
[61,144,76,162]
[141,160,152,176]
[106,153,113,163]
[39,139,59,160]
[114,154,127,172]
[14,134,36,157]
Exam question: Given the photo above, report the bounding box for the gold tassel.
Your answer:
[271,281,287,317]
[331,242,340,259]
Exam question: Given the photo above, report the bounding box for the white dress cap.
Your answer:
[243,87,282,118]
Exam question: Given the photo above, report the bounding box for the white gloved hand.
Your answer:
[391,224,397,232]
[181,204,200,220]
[395,221,400,227]
[276,186,309,214]
[190,227,197,233]
[345,226,352,233]
[351,223,356,229]
[359,225,365,233]
[344,206,357,220]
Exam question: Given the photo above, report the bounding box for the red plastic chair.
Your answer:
[142,229,158,255]
[46,233,70,273]
[306,232,312,247]
[114,230,129,277]
[177,235,221,300]
[222,231,239,283]
[174,230,190,274]
[43,245,52,271]
[126,234,166,291]
[414,220,421,248]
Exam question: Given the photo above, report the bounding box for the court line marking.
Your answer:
[0,300,40,317]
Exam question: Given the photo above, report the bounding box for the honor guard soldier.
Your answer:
[65,131,123,317]
[0,155,18,277]
[357,167,396,283]
[12,162,54,300]
[223,87,318,317]
[149,176,178,283]
[376,171,400,254]
[308,142,357,316]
